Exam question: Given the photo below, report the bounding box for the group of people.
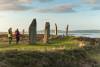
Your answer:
[8,28,21,44]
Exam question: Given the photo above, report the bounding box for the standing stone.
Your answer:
[66,24,69,36]
[43,22,50,44]
[22,29,25,41]
[22,29,25,35]
[29,18,37,44]
[55,23,58,36]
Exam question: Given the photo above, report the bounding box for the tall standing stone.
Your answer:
[55,23,58,36]
[66,24,69,36]
[43,22,50,44]
[22,29,25,35]
[29,18,37,44]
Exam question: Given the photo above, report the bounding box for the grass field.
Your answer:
[0,36,79,51]
[0,36,99,67]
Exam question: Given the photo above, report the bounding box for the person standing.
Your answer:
[8,28,13,44]
[15,29,20,44]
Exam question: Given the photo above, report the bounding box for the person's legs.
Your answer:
[9,37,10,44]
[18,37,20,44]
[16,37,20,44]
[9,37,12,44]
[16,37,18,44]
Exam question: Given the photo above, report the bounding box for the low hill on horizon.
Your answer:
[38,30,100,33]
[1,30,100,34]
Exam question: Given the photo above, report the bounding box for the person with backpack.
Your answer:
[15,29,20,44]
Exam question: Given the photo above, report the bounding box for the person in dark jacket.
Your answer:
[15,29,20,44]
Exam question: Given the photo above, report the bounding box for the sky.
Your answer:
[1,0,100,32]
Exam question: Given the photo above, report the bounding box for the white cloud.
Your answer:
[81,0,100,4]
[33,0,53,2]
[0,0,32,11]
[80,0,100,10]
[0,0,54,11]
[18,0,53,3]
[83,0,96,4]
[34,4,75,13]
[17,0,32,3]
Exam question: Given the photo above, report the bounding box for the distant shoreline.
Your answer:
[0,31,100,38]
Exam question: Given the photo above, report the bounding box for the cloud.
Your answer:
[92,6,100,10]
[82,0,96,4]
[0,0,54,11]
[0,0,32,11]
[81,0,100,4]
[18,0,53,3]
[80,0,100,11]
[34,4,76,13]
[17,0,32,3]
[34,0,53,2]
[33,0,53,2]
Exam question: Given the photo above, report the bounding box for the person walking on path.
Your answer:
[15,29,20,44]
[8,28,13,44]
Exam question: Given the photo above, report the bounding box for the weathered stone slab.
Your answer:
[29,18,37,44]
[66,24,69,36]
[43,22,50,44]
[55,23,58,36]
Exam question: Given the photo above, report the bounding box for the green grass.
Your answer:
[0,36,99,67]
[0,36,79,52]
[84,46,100,66]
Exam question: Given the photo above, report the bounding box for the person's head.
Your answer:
[9,27,12,30]
[8,27,12,33]
[16,28,18,30]
[16,28,19,32]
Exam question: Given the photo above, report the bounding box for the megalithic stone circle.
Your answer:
[55,23,58,36]
[29,18,37,44]
[66,24,69,36]
[43,22,50,44]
